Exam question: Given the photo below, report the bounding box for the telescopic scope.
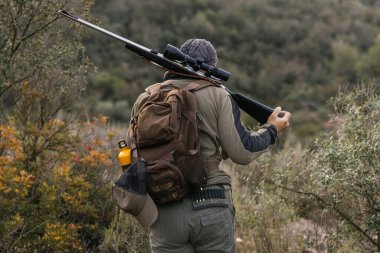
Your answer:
[163,44,230,82]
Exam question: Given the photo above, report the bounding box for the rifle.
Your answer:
[58,10,274,124]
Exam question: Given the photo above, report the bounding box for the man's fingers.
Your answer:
[280,111,291,119]
[268,107,291,133]
[272,107,283,118]
[276,110,290,119]
[274,107,281,114]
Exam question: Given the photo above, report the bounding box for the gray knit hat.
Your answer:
[180,39,218,67]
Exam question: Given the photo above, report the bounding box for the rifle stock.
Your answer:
[225,88,273,124]
[58,10,274,124]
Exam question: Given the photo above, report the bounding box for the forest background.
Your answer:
[0,0,379,252]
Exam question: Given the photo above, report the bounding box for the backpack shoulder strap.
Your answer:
[162,79,220,92]
[145,83,162,95]
[182,82,202,91]
[182,81,218,92]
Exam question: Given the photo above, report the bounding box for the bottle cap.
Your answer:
[118,140,127,148]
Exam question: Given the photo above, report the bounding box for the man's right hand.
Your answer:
[267,107,291,134]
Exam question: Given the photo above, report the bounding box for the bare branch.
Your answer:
[12,1,44,54]
[267,180,379,247]
[8,220,50,251]
[7,0,19,53]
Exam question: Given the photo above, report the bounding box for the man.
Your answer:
[128,39,291,252]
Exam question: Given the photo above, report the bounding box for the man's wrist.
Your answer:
[261,123,278,144]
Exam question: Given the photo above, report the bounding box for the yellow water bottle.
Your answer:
[118,140,131,171]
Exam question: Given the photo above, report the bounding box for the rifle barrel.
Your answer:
[58,10,214,79]
[59,10,149,51]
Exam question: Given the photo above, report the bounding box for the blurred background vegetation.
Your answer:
[0,0,379,252]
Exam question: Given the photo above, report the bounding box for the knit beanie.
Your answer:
[179,39,218,67]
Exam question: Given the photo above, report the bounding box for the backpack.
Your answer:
[129,81,213,204]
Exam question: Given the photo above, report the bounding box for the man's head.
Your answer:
[180,39,218,67]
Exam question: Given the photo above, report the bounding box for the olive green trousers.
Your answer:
[149,185,235,253]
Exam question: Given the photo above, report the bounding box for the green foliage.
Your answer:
[330,42,359,83]
[0,1,93,115]
[309,82,380,250]
[86,72,133,122]
[357,35,380,78]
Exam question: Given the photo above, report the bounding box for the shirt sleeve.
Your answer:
[217,92,277,165]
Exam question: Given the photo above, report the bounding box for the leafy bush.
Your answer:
[0,117,120,252]
[308,82,380,251]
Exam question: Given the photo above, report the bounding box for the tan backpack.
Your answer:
[129,81,213,204]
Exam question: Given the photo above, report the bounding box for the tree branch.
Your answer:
[265,180,378,247]
[12,1,44,54]
[8,220,50,251]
